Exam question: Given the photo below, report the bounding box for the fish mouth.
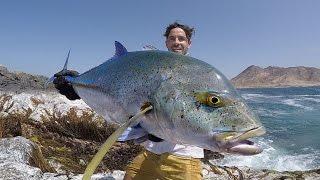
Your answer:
[215,126,266,155]
[230,126,266,142]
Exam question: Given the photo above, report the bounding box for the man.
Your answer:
[53,22,203,180]
[122,22,204,180]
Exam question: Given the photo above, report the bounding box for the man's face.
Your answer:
[166,27,191,55]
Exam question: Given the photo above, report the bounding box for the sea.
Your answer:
[211,86,320,171]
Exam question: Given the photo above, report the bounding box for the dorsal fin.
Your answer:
[114,41,128,57]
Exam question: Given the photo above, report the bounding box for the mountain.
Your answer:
[231,65,320,88]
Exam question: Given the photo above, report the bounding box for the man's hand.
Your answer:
[53,70,80,100]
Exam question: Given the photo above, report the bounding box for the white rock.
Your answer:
[0,136,35,164]
[0,91,100,122]
[0,162,43,180]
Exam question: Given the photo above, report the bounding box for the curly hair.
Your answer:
[164,22,195,42]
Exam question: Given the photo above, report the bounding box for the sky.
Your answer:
[0,0,319,79]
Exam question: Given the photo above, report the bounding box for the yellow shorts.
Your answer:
[125,150,202,180]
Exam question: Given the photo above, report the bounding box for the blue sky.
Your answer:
[0,0,319,78]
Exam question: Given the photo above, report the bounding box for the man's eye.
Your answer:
[168,36,187,42]
[178,36,187,42]
[169,37,176,41]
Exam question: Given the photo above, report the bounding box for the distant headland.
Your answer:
[231,65,320,88]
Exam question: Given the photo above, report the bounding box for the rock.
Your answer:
[0,162,43,180]
[0,136,31,164]
[201,165,320,180]
[71,172,125,180]
[0,91,98,123]
[0,65,51,93]
[41,173,69,180]
[0,65,9,73]
[0,111,9,118]
[0,136,55,179]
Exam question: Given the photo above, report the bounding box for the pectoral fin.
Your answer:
[82,105,153,180]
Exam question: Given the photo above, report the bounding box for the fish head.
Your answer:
[155,63,265,155]
[190,90,266,155]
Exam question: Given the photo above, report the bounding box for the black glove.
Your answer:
[147,134,164,142]
[133,134,164,143]
[53,70,81,100]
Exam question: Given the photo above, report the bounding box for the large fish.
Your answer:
[53,42,265,178]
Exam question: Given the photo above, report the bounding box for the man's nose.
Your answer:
[173,38,180,44]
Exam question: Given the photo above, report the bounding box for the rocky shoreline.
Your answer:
[1,134,319,179]
[1,65,320,179]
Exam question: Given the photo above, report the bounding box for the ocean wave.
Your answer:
[254,108,289,117]
[282,99,313,110]
[241,93,283,100]
[293,94,320,97]
[210,139,320,171]
[234,88,320,171]
[242,93,320,104]
[286,94,320,104]
[298,97,320,103]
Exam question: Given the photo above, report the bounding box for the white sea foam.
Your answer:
[243,93,320,106]
[293,94,320,97]
[282,99,313,110]
[299,97,320,103]
[234,88,320,171]
[241,93,283,101]
[254,108,289,117]
[242,93,269,99]
[210,138,320,171]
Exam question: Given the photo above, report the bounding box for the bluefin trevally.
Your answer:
[52,41,265,179]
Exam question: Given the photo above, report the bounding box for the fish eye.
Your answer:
[194,92,224,108]
[207,95,222,107]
